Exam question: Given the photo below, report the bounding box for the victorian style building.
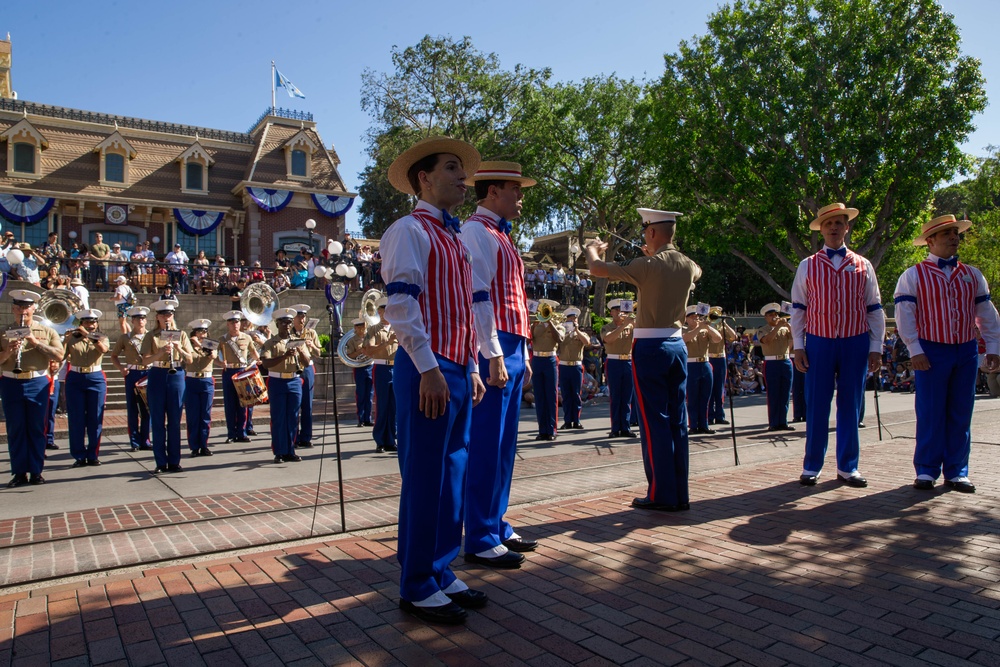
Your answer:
[0,37,355,265]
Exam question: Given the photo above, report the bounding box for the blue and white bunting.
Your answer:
[247,187,294,212]
[173,208,225,236]
[275,68,306,99]
[0,194,55,224]
[311,194,355,218]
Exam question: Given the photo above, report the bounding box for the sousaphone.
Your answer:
[336,288,383,368]
[241,282,278,326]
[38,289,85,334]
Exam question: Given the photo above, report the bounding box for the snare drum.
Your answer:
[233,368,269,407]
[135,376,149,408]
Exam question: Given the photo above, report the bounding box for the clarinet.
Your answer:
[167,327,179,375]
[12,314,25,374]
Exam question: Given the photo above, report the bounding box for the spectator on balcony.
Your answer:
[41,232,63,262]
[107,243,127,283]
[248,260,265,284]
[270,266,290,293]
[191,250,210,293]
[89,233,111,291]
[302,249,318,290]
[165,243,189,293]
[290,260,308,290]
[274,249,290,271]
[214,256,231,293]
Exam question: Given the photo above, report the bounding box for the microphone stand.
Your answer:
[723,317,739,465]
[873,375,883,441]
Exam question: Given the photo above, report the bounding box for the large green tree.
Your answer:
[646,0,986,300]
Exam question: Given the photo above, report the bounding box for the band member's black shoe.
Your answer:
[200,448,213,457]
[282,454,302,462]
[297,442,314,448]
[72,460,87,468]
[572,423,584,429]
[152,466,166,475]
[446,589,489,608]
[913,479,935,490]
[167,464,183,473]
[363,422,374,427]
[139,444,153,450]
[234,437,251,443]
[502,537,537,552]
[837,474,868,488]
[399,599,467,625]
[274,456,283,463]
[46,443,59,450]
[7,474,28,488]
[247,429,257,436]
[463,551,524,569]
[534,434,555,441]
[621,430,638,438]
[858,422,866,429]
[630,497,689,511]
[561,422,573,430]
[799,474,818,486]
[130,446,140,452]
[87,459,101,466]
[944,479,976,493]
[715,419,730,425]
[29,474,45,485]
[608,431,621,438]
[383,445,398,453]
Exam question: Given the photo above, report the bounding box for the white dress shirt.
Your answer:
[462,206,505,360]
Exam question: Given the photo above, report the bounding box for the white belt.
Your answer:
[272,371,301,379]
[607,354,631,360]
[709,353,726,359]
[70,365,103,374]
[188,371,213,378]
[2,370,45,380]
[559,361,582,367]
[633,328,682,339]
[372,359,394,366]
[764,354,789,361]
[534,351,556,357]
[127,364,148,371]
[153,362,176,369]
[687,356,709,363]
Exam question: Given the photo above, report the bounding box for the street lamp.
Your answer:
[305,218,316,254]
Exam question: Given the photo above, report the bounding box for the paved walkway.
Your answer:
[2,404,1000,665]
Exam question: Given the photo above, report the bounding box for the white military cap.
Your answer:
[607,299,622,310]
[760,303,781,316]
[150,300,179,313]
[637,208,682,227]
[188,319,211,330]
[375,296,388,308]
[75,309,103,320]
[224,310,243,321]
[564,306,581,318]
[9,290,42,303]
[352,318,366,326]
[127,306,150,318]
[685,305,698,316]
[290,303,311,314]
[273,307,297,321]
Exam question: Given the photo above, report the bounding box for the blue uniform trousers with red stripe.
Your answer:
[531,356,558,436]
[46,376,61,447]
[298,364,315,444]
[559,363,583,424]
[222,368,248,439]
[764,358,792,428]
[686,361,712,431]
[632,338,689,506]
[1,376,49,476]
[125,369,150,448]
[268,376,302,457]
[465,332,525,554]
[147,367,185,469]
[184,376,214,452]
[354,366,373,424]
[373,364,396,449]
[803,332,868,474]
[67,371,106,463]
[395,350,472,602]
[914,339,977,480]
[606,358,633,434]
[709,356,727,423]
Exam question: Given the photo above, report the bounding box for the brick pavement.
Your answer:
[2,431,1000,665]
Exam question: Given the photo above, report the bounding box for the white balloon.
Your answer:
[7,249,24,265]
[313,265,327,278]
[344,265,358,279]
[335,263,348,277]
[328,240,344,256]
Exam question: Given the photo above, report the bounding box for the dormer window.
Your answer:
[94,131,136,187]
[291,149,307,177]
[186,162,204,190]
[105,153,125,183]
[283,130,319,181]
[1,118,48,180]
[175,141,214,195]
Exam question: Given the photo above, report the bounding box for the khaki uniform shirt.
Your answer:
[0,321,63,373]
[759,322,793,357]
[343,332,367,360]
[601,244,702,329]
[557,332,587,363]
[530,322,562,353]
[186,346,216,374]
[261,336,304,374]
[139,327,195,367]
[363,323,397,361]
[684,328,711,360]
[601,321,634,356]
[112,332,147,367]
[219,332,255,366]
[65,333,107,369]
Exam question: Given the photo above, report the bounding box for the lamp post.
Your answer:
[305,218,316,254]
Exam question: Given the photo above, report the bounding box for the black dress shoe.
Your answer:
[225,438,233,444]
[799,474,818,486]
[363,422,374,427]
[383,445,398,452]
[534,434,554,441]
[46,443,59,450]
[913,479,935,490]
[246,429,257,436]
[944,479,976,493]
[7,474,28,488]
[715,419,730,425]
[607,431,621,438]
[234,437,251,443]
[274,456,283,463]
[572,423,584,430]
[793,417,806,423]
[357,423,364,428]
[152,466,166,475]
[399,599,467,625]
[560,422,573,430]
[502,537,538,552]
[630,497,689,512]
[87,459,101,466]
[463,551,525,569]
[858,422,866,429]
[621,430,638,437]
[167,464,183,473]
[29,474,45,485]
[139,444,153,450]
[297,442,314,448]
[130,446,140,452]
[190,450,202,458]
[200,448,213,457]
[72,460,87,468]
[446,589,489,608]
[837,474,868,488]
[282,454,302,462]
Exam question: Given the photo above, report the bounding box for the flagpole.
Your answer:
[271,60,276,113]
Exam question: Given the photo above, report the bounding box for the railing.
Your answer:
[0,98,255,145]
[247,107,315,134]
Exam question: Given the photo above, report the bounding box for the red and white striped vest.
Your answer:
[412,211,477,365]
[466,212,530,338]
[804,250,870,338]
[914,260,978,344]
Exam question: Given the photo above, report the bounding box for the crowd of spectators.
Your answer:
[524,262,591,307]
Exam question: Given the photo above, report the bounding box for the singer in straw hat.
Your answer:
[894,214,1000,493]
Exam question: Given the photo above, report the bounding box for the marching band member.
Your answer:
[111,306,152,451]
[64,309,110,467]
[382,136,487,624]
[791,203,885,487]
[185,319,216,458]
[758,303,794,431]
[242,318,269,436]
[291,304,323,448]
[530,303,564,441]
[585,209,702,512]
[363,299,398,453]
[462,160,537,569]
[217,311,258,443]
[259,308,309,464]
[556,307,590,430]
[1,290,63,487]
[343,318,374,427]
[140,299,195,474]
[684,306,722,435]
[707,307,737,425]
[602,299,636,438]
[894,215,1000,492]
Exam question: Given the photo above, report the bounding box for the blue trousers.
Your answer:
[531,356,558,436]
[606,358,634,433]
[630,389,639,426]
[792,366,807,421]
[298,364,315,444]
[184,376,214,452]
[633,338,689,506]
[914,339,978,480]
[764,359,792,428]
[686,361,712,430]
[373,364,396,449]
[67,371,107,462]
[465,332,526,554]
[46,377,60,447]
[395,349,472,602]
[268,376,302,457]
[125,370,150,449]
[354,366,373,423]
[559,364,583,424]
[222,368,248,439]
[803,332,868,474]
[147,367,185,469]
[1,376,49,476]
[709,357,727,423]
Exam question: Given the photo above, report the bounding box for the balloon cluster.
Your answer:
[314,239,357,280]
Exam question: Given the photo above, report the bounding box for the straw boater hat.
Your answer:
[913,214,972,246]
[387,136,482,196]
[465,161,537,187]
[810,203,859,231]
[760,303,781,317]
[637,209,682,227]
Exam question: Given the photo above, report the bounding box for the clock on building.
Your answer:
[106,204,128,225]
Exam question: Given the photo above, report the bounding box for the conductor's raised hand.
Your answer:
[419,367,450,419]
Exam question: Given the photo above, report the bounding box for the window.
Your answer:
[13,142,34,173]
[105,153,125,183]
[0,214,51,248]
[186,162,204,191]
[176,227,218,259]
[291,149,307,177]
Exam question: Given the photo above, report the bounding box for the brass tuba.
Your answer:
[337,332,374,368]
[241,282,279,326]
[359,288,383,327]
[38,289,85,335]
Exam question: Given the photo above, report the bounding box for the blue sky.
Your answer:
[3,0,997,231]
